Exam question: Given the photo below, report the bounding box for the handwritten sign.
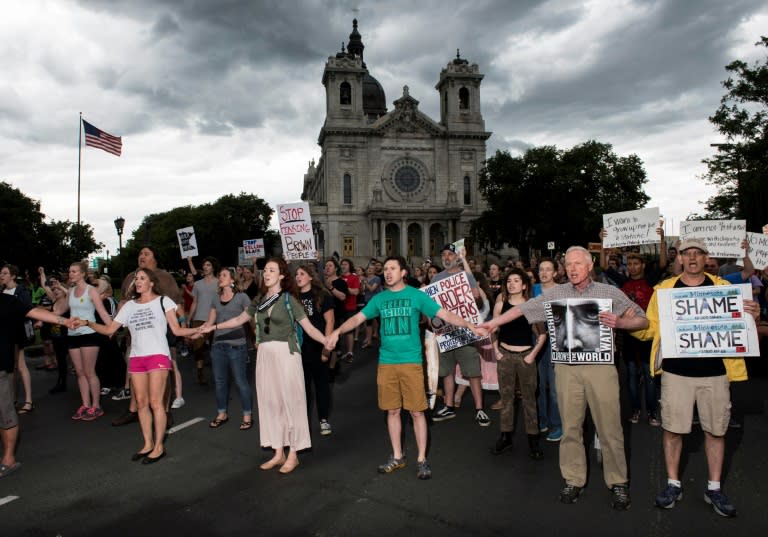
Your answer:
[243,238,265,259]
[176,226,198,259]
[679,220,746,259]
[277,202,316,260]
[544,298,614,364]
[657,284,759,359]
[746,232,768,270]
[422,271,488,352]
[602,207,659,248]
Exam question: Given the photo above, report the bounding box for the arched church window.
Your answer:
[463,176,471,205]
[343,173,352,204]
[459,87,469,110]
[340,82,351,105]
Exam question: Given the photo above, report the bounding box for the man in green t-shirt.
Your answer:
[327,256,477,480]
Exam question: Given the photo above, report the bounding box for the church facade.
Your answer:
[301,20,491,264]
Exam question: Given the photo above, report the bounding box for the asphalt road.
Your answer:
[2,345,768,537]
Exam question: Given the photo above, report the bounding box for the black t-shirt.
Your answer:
[661,275,726,377]
[299,290,333,354]
[1,294,33,372]
[329,278,349,325]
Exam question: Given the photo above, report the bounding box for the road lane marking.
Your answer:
[167,417,205,435]
[0,496,19,506]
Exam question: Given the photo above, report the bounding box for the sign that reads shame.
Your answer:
[657,284,759,360]
[422,271,488,352]
[544,298,614,364]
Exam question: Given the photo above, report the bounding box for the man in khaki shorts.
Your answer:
[635,238,758,518]
[326,256,477,480]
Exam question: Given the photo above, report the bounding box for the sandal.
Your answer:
[17,402,34,415]
[240,420,253,431]
[209,416,229,428]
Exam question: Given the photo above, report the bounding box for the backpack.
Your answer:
[284,293,304,347]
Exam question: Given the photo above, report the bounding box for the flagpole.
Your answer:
[77,112,82,225]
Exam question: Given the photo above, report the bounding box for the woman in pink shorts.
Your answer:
[84,268,199,463]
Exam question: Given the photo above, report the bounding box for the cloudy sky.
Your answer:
[2,0,766,256]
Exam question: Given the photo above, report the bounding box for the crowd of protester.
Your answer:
[1,226,766,518]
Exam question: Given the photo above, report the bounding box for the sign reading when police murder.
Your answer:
[657,284,759,359]
[679,219,746,259]
[277,202,316,260]
[242,238,265,260]
[421,271,489,352]
[602,207,660,248]
[746,231,768,270]
[544,298,614,364]
[176,226,198,259]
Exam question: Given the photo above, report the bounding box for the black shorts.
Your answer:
[67,332,103,349]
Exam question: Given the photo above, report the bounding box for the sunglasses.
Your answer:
[263,315,271,335]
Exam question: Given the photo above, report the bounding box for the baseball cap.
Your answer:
[678,238,709,254]
[441,243,456,253]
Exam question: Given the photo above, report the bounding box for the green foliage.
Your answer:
[702,36,768,229]
[0,181,102,274]
[115,192,274,273]
[472,141,649,256]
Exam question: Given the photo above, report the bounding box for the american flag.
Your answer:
[82,119,122,156]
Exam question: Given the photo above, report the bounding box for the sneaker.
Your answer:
[111,388,131,401]
[539,425,549,433]
[343,352,354,363]
[629,410,640,424]
[432,405,456,422]
[648,414,661,427]
[544,427,561,442]
[377,455,406,474]
[111,410,138,426]
[475,409,491,427]
[71,405,88,420]
[81,407,104,421]
[416,459,432,480]
[320,420,332,436]
[560,483,583,504]
[171,397,185,409]
[655,483,683,509]
[611,483,631,511]
[704,489,737,517]
[100,387,112,396]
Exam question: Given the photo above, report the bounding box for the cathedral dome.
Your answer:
[363,74,387,118]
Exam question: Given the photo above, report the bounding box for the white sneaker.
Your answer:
[171,397,185,409]
[320,420,332,435]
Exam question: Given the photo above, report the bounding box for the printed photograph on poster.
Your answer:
[176,226,198,259]
[544,298,613,364]
[242,238,265,259]
[422,271,490,352]
[657,284,759,360]
[679,219,746,259]
[602,207,660,248]
[277,202,316,260]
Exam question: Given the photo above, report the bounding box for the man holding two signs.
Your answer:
[634,238,759,518]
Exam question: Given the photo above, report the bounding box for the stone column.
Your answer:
[400,219,408,258]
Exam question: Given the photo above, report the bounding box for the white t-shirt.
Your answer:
[115,296,176,358]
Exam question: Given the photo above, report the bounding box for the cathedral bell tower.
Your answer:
[435,49,485,132]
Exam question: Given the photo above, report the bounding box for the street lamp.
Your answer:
[114,216,125,253]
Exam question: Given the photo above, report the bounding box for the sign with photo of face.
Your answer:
[544,298,614,364]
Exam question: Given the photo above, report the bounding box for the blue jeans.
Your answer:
[211,342,253,415]
[537,343,561,430]
[627,359,657,415]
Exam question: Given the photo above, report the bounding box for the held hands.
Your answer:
[325,329,340,352]
[199,323,215,334]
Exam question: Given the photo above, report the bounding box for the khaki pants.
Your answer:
[497,348,538,434]
[555,364,627,488]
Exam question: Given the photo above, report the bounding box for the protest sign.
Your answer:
[422,271,489,352]
[657,284,759,360]
[544,298,614,364]
[176,226,198,259]
[237,247,247,266]
[746,232,768,270]
[679,220,746,258]
[277,202,316,260]
[243,238,265,259]
[602,207,660,248]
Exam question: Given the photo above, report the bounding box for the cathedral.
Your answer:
[301,20,491,264]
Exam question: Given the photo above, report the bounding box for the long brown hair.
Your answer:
[259,257,297,298]
[296,263,331,314]
[500,268,531,302]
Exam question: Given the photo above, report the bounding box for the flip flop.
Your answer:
[0,462,21,478]
[240,420,253,431]
[17,402,34,415]
[209,417,229,428]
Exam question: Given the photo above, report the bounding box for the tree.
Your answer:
[471,141,649,256]
[0,181,102,274]
[701,36,768,229]
[115,192,275,274]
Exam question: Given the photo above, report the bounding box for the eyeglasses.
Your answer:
[263,315,271,335]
